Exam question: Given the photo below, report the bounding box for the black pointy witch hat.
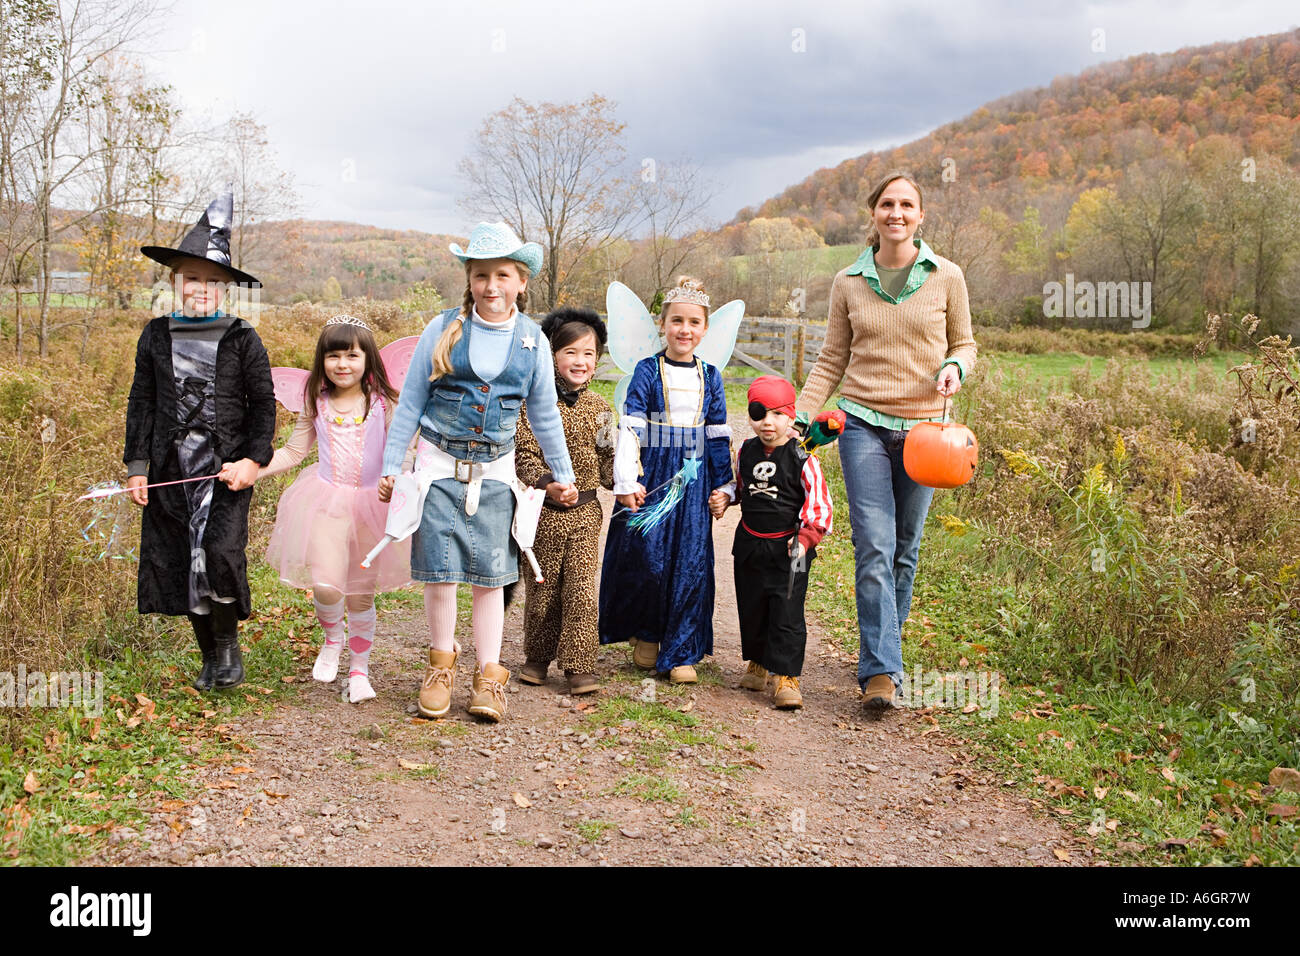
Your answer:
[140,187,261,287]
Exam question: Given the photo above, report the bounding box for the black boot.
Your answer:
[188,613,218,691]
[210,602,245,690]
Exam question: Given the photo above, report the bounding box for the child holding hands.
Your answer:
[710,376,833,709]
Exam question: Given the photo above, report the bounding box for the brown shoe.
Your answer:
[468,662,510,722]
[632,639,658,670]
[862,674,896,712]
[668,665,698,684]
[739,661,768,691]
[565,671,600,695]
[773,675,803,709]
[518,660,548,685]
[417,643,459,718]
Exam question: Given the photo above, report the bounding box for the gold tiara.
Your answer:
[662,285,709,309]
[324,314,372,332]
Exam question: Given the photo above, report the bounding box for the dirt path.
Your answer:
[99,417,1089,867]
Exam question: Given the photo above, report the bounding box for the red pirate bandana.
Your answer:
[747,375,796,419]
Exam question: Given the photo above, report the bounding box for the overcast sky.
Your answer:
[142,0,1299,235]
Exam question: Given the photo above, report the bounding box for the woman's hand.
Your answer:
[126,474,148,507]
[378,475,395,503]
[936,364,962,398]
[219,458,259,491]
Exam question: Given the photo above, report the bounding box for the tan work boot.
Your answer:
[632,639,658,670]
[740,661,768,691]
[861,674,896,712]
[468,662,511,722]
[417,643,459,718]
[668,664,698,684]
[773,675,803,709]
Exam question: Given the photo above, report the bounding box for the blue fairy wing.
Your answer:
[613,372,634,417]
[696,299,745,370]
[606,281,661,374]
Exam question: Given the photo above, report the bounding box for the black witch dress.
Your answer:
[124,313,276,619]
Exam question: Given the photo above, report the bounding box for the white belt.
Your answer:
[414,438,518,517]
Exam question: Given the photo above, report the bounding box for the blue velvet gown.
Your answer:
[598,354,733,671]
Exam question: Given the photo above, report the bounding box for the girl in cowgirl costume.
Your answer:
[380,223,576,722]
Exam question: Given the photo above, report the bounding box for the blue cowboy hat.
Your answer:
[449,222,544,277]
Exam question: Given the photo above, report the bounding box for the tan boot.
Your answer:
[468,662,510,722]
[740,661,768,691]
[632,639,659,670]
[773,675,803,709]
[668,664,698,684]
[417,643,459,718]
[861,674,896,712]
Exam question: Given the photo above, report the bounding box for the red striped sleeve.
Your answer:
[797,454,833,551]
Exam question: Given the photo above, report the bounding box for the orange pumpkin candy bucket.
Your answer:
[903,401,978,489]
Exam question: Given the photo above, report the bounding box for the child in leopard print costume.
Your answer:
[514,308,615,695]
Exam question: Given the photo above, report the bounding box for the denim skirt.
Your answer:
[410,431,519,587]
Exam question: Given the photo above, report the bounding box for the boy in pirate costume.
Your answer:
[709,376,833,709]
[124,188,276,691]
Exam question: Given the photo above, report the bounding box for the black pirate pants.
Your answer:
[734,542,812,677]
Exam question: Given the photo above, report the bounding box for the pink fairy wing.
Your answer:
[271,367,310,413]
[380,336,420,394]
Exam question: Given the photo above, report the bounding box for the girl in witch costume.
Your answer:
[259,316,417,704]
[598,277,739,684]
[513,308,615,696]
[124,189,276,691]
[379,222,576,723]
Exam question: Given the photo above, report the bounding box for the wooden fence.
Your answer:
[594,317,827,386]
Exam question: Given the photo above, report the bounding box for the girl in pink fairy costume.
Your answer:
[260,315,415,703]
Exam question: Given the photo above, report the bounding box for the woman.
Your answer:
[795,171,977,711]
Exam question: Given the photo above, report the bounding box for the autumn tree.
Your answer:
[458,94,636,309]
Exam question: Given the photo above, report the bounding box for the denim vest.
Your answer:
[420,310,537,462]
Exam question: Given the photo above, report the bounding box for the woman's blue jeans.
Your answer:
[838,414,934,690]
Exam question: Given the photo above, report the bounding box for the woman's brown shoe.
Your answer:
[861,674,896,711]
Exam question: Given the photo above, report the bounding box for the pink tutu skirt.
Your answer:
[265,464,411,595]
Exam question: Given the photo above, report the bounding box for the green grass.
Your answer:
[0,561,317,865]
[805,453,1300,866]
[610,772,682,803]
[983,350,1242,392]
[574,819,615,842]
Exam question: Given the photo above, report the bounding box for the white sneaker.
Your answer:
[313,641,343,682]
[348,672,376,704]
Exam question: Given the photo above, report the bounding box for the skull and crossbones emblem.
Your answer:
[748,460,778,499]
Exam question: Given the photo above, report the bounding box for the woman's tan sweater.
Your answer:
[796,254,978,421]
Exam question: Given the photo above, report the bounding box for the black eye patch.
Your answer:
[748,401,768,420]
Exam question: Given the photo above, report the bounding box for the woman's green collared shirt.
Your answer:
[805,238,965,431]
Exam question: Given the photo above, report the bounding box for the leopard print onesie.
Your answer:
[515,388,614,673]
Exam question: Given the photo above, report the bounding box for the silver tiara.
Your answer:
[662,285,709,309]
[324,314,372,332]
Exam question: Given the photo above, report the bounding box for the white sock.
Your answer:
[424,583,458,653]
[312,595,346,682]
[471,585,504,669]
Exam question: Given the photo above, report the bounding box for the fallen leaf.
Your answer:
[1161,767,1178,784]
[1052,847,1070,861]
[201,709,216,719]
[1244,854,1262,866]
[262,789,288,799]
[1268,766,1300,793]
[229,766,253,774]
[22,772,39,794]
[1160,837,1191,850]
[397,759,431,771]
[180,686,200,698]
[134,694,157,720]
[280,676,296,684]
[512,792,532,808]
[961,702,979,714]
[1266,804,1297,819]
[125,716,142,729]
[679,699,695,714]
[1093,786,1110,799]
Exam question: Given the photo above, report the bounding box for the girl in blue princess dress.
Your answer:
[381,222,576,723]
[598,276,734,684]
